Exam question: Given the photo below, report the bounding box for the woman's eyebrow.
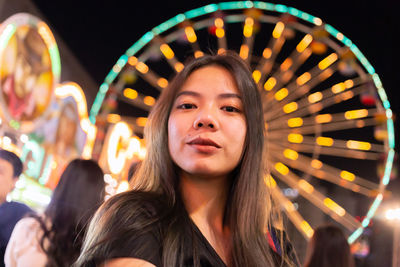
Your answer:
[218,93,242,100]
[176,91,241,100]
[176,91,200,98]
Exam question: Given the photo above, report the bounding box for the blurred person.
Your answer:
[304,224,355,267]
[5,159,105,267]
[75,52,298,267]
[0,149,32,267]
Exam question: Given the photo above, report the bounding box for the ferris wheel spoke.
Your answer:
[269,162,362,231]
[152,37,185,73]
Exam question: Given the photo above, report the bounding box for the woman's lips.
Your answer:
[187,137,221,153]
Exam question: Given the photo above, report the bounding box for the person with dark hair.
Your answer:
[75,52,298,267]
[303,224,355,267]
[0,149,32,267]
[5,159,105,267]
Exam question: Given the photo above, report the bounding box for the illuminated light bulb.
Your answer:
[136,62,149,74]
[274,88,288,101]
[112,65,121,73]
[116,180,130,194]
[107,114,121,124]
[263,48,272,59]
[340,170,356,182]
[315,114,332,124]
[308,92,323,103]
[160,43,175,59]
[316,136,334,146]
[194,50,204,58]
[323,198,346,216]
[344,109,368,120]
[346,140,371,151]
[20,134,28,143]
[252,70,261,83]
[331,82,346,94]
[216,28,225,38]
[264,77,276,91]
[288,117,303,127]
[143,96,156,106]
[107,122,132,175]
[138,147,147,160]
[280,58,293,71]
[243,17,254,37]
[123,88,138,99]
[288,133,303,143]
[311,159,323,169]
[341,91,354,100]
[301,221,314,239]
[157,78,168,88]
[298,179,314,194]
[264,122,268,130]
[264,175,276,188]
[296,72,311,85]
[239,44,249,59]
[217,48,226,55]
[136,117,148,127]
[2,136,11,146]
[318,53,338,70]
[275,162,289,175]
[344,79,354,88]
[272,21,285,39]
[128,56,138,66]
[174,62,184,72]
[37,22,55,48]
[283,102,298,113]
[285,201,296,212]
[296,34,313,52]
[185,26,197,43]
[283,149,298,160]
[214,18,224,28]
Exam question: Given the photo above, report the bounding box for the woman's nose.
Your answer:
[193,111,218,130]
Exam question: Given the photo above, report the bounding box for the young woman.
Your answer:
[75,52,298,267]
[304,224,355,267]
[5,159,105,267]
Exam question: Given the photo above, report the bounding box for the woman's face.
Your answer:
[168,65,247,179]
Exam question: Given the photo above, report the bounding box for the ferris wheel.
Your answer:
[90,1,395,244]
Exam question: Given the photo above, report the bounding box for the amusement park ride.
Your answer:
[0,1,396,249]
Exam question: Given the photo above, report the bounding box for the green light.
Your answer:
[366,195,382,219]
[21,140,44,179]
[348,227,363,244]
[275,4,288,13]
[350,44,375,74]
[152,14,185,35]
[325,24,339,37]
[253,1,275,11]
[0,23,16,51]
[99,83,109,94]
[361,218,370,228]
[10,120,20,129]
[184,4,218,19]
[105,70,118,85]
[382,149,395,185]
[126,31,154,56]
[288,7,300,16]
[49,45,61,78]
[38,155,53,185]
[219,1,247,10]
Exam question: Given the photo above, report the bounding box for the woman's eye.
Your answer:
[222,106,240,113]
[177,103,196,109]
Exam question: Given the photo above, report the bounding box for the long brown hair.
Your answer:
[76,52,296,266]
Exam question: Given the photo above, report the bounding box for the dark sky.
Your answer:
[31,0,399,144]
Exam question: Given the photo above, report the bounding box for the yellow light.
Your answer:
[37,22,55,48]
[283,102,298,113]
[239,44,249,59]
[174,62,184,72]
[275,162,289,175]
[288,117,303,127]
[194,50,204,58]
[346,140,371,151]
[280,58,292,71]
[136,117,148,127]
[344,79,354,88]
[107,114,121,124]
[264,175,277,188]
[216,28,225,38]
[107,122,132,175]
[301,220,314,239]
[318,53,338,70]
[160,43,174,59]
[323,198,346,216]
[185,26,197,43]
[243,17,254,37]
[288,133,303,143]
[298,179,314,194]
[123,88,138,99]
[272,21,285,39]
[331,82,346,94]
[311,159,323,169]
[128,56,138,66]
[215,18,224,28]
[217,48,226,55]
[136,62,149,74]
[296,72,311,85]
[284,149,298,160]
[284,201,296,212]
[274,88,288,101]
[296,34,313,52]
[263,48,272,59]
[316,136,334,146]
[344,109,368,120]
[143,96,156,106]
[340,170,355,182]
[308,92,323,103]
[341,91,354,101]
[315,114,332,124]
[157,78,168,88]
[264,77,276,91]
[252,70,261,83]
